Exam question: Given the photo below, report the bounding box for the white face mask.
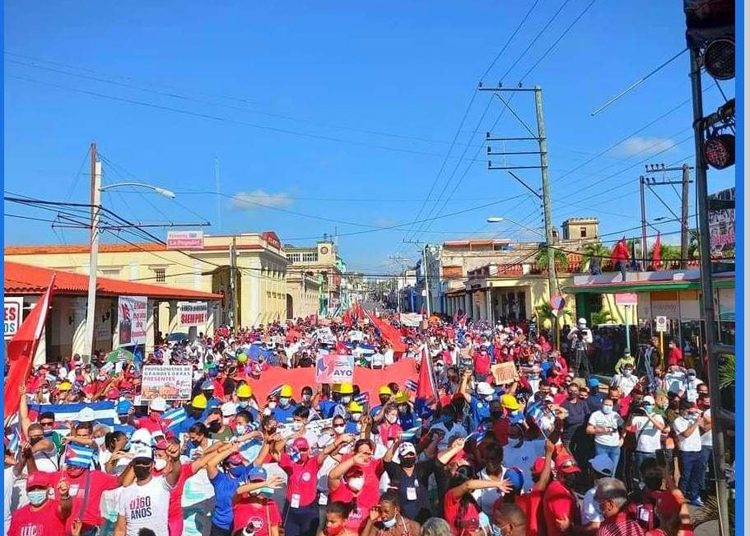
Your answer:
[352,413,362,422]
[94,437,105,447]
[333,425,345,435]
[292,422,303,432]
[347,477,365,492]
[154,458,168,471]
[268,401,277,409]
[385,414,398,424]
[341,396,352,404]
[602,405,614,415]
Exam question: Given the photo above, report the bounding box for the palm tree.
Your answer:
[590,309,613,326]
[582,242,611,271]
[650,242,682,268]
[535,303,573,330]
[535,248,569,272]
[719,353,735,390]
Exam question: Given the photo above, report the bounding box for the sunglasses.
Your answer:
[40,421,54,427]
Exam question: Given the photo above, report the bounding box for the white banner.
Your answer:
[399,313,422,327]
[4,297,23,340]
[140,365,193,400]
[179,302,208,326]
[118,296,148,347]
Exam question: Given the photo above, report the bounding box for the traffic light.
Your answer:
[684,0,735,80]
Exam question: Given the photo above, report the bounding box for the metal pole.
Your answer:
[624,305,630,353]
[690,48,730,536]
[680,164,690,268]
[84,146,101,360]
[229,237,237,329]
[535,87,558,345]
[640,177,648,270]
[423,245,431,317]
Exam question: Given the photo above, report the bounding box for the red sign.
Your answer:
[550,295,565,310]
[615,293,638,306]
[166,231,204,250]
[262,231,282,250]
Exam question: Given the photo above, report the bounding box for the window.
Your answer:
[302,252,318,263]
[287,253,302,263]
[101,268,121,277]
[580,227,588,238]
[154,268,166,283]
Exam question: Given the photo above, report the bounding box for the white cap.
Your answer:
[476,382,494,396]
[221,402,238,417]
[578,318,587,325]
[149,396,167,412]
[130,428,154,447]
[589,454,615,476]
[77,407,96,423]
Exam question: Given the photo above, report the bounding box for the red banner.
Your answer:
[243,358,417,402]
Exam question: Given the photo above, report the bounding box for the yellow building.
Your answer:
[4,231,290,332]
[284,240,343,314]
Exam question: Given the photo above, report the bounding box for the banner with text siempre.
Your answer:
[179,302,208,326]
[4,297,23,340]
[140,365,193,400]
[315,353,355,384]
[118,296,147,347]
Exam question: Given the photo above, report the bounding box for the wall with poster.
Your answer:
[118,296,147,347]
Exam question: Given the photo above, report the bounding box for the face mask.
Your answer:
[133,465,152,480]
[644,475,663,491]
[341,396,351,404]
[123,441,131,451]
[623,370,632,377]
[223,417,232,426]
[228,465,246,478]
[255,486,274,498]
[550,387,559,395]
[347,476,365,492]
[491,524,510,536]
[154,458,168,472]
[491,411,503,419]
[333,426,345,435]
[317,434,334,448]
[236,425,247,435]
[687,375,696,381]
[381,517,397,529]
[209,422,221,433]
[238,401,249,408]
[303,395,312,403]
[268,402,277,409]
[325,524,345,536]
[352,413,362,422]
[27,490,48,506]
[643,404,654,414]
[279,397,290,407]
[484,394,494,402]
[401,457,416,468]
[563,473,578,488]
[385,414,398,424]
[602,406,613,415]
[292,422,303,432]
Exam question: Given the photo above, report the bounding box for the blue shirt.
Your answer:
[113,423,135,435]
[319,400,337,419]
[209,469,252,529]
[169,415,197,436]
[469,395,492,430]
[398,411,416,431]
[344,421,359,434]
[272,403,298,424]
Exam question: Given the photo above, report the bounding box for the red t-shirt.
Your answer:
[134,414,166,435]
[233,498,282,535]
[542,480,578,536]
[8,500,66,536]
[328,488,374,533]
[443,490,481,536]
[279,452,321,507]
[52,469,120,532]
[168,463,196,520]
[516,488,544,536]
[474,352,491,376]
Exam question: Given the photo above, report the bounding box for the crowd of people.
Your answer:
[4,310,722,536]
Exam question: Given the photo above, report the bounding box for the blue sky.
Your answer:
[4,1,735,273]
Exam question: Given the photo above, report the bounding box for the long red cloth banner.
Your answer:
[244,358,417,402]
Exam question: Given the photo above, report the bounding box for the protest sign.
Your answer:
[306,418,333,437]
[399,313,422,327]
[4,297,23,340]
[315,353,355,384]
[179,302,208,326]
[140,365,193,400]
[491,362,518,385]
[118,296,147,346]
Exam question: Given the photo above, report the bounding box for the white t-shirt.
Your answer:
[117,476,172,536]
[672,416,702,452]
[502,439,545,492]
[611,374,638,397]
[684,379,704,403]
[581,486,604,525]
[701,409,712,447]
[588,411,624,447]
[475,469,505,516]
[631,415,665,453]
[32,443,60,473]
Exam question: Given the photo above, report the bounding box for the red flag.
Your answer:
[415,345,437,404]
[652,232,662,270]
[342,309,352,328]
[4,275,56,419]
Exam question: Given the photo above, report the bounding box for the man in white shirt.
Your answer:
[671,399,706,506]
[663,366,687,395]
[610,365,638,397]
[628,395,667,482]
[115,442,182,536]
[586,398,624,478]
[681,369,705,403]
[501,431,545,493]
[579,454,616,534]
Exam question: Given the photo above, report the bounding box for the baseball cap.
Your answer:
[555,453,581,474]
[116,400,133,415]
[587,378,600,388]
[26,472,50,490]
[589,454,615,477]
[643,395,656,405]
[149,397,167,412]
[246,466,267,482]
[531,456,548,475]
[476,382,494,396]
[503,467,524,491]
[292,437,310,451]
[130,442,154,462]
[398,442,417,457]
[221,402,238,417]
[687,368,697,375]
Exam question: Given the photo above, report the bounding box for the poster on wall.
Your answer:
[179,302,208,326]
[118,296,147,346]
[4,297,23,340]
[708,187,735,260]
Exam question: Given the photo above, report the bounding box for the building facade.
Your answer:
[284,240,344,315]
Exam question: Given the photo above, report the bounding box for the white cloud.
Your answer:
[616,136,676,156]
[229,190,292,211]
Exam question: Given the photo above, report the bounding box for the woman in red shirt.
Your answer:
[444,465,512,536]
[316,502,359,536]
[233,468,285,536]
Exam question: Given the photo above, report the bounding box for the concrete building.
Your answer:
[4,231,289,332]
[284,239,343,315]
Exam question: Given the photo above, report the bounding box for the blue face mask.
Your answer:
[228,465,246,478]
[257,486,274,497]
[491,523,509,536]
[381,517,397,529]
[124,441,131,451]
[27,490,48,506]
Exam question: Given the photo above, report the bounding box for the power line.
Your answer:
[479,0,542,82]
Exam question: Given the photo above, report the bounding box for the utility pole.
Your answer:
[422,244,431,317]
[639,177,648,270]
[680,164,690,268]
[229,237,237,329]
[534,87,558,296]
[83,143,101,361]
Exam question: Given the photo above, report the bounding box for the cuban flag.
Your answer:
[164,407,187,430]
[27,401,118,427]
[400,423,423,442]
[269,385,283,399]
[354,392,370,406]
[414,346,438,415]
[405,379,418,392]
[65,442,98,469]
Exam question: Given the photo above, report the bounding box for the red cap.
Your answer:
[531,456,547,475]
[106,388,120,400]
[153,439,170,451]
[555,453,581,473]
[26,472,50,490]
[292,437,309,451]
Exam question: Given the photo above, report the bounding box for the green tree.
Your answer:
[590,309,613,326]
[650,242,682,266]
[535,303,573,329]
[535,248,569,272]
[582,242,611,271]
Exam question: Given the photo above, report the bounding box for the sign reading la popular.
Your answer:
[179,302,208,326]
[4,297,24,340]
[167,230,204,250]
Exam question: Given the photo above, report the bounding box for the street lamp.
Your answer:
[486,216,546,239]
[83,171,176,360]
